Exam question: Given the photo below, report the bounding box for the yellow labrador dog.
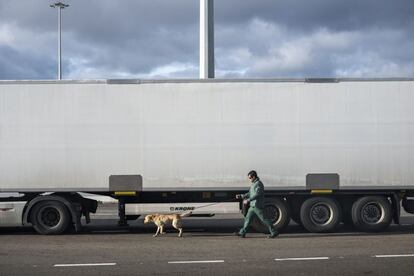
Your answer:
[144,211,192,237]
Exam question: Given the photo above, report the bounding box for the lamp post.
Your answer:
[200,0,214,79]
[50,2,69,80]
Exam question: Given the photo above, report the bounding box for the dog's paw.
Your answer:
[152,234,158,237]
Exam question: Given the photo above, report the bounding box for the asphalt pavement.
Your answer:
[1,204,414,276]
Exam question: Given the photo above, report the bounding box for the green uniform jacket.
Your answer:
[242,178,265,209]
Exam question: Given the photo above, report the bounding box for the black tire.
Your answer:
[30,201,71,235]
[351,196,392,232]
[251,198,291,233]
[300,197,342,233]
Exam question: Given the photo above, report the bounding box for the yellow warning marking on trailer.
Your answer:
[114,191,137,196]
[311,189,333,194]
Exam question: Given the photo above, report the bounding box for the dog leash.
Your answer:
[178,198,241,214]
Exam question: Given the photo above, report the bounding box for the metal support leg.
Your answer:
[118,198,128,226]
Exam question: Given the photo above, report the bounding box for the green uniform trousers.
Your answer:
[239,206,277,235]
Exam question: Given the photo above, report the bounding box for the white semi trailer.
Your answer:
[1,78,414,234]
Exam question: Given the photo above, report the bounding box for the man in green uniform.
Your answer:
[236,170,279,238]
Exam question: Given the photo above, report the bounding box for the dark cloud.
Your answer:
[215,0,414,31]
[0,0,413,79]
[0,45,55,79]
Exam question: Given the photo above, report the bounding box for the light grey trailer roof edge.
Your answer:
[2,186,414,193]
[1,77,414,85]
[0,79,108,85]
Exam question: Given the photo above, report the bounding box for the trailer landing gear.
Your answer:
[118,198,128,227]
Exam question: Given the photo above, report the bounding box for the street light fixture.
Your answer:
[50,2,69,80]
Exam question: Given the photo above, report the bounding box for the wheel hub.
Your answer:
[40,207,60,227]
[264,205,281,225]
[362,203,382,224]
[310,204,331,225]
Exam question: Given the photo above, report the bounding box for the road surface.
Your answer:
[1,203,414,275]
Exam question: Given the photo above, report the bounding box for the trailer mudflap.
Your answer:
[391,193,401,224]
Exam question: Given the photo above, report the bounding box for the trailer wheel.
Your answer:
[30,201,71,235]
[351,196,392,232]
[251,198,290,233]
[300,197,342,233]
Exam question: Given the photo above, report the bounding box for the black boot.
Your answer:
[235,230,246,238]
[267,232,279,239]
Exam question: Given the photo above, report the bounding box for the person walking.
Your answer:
[236,170,279,238]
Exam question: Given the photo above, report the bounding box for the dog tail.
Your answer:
[179,211,192,218]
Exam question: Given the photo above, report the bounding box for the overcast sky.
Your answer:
[0,0,413,80]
